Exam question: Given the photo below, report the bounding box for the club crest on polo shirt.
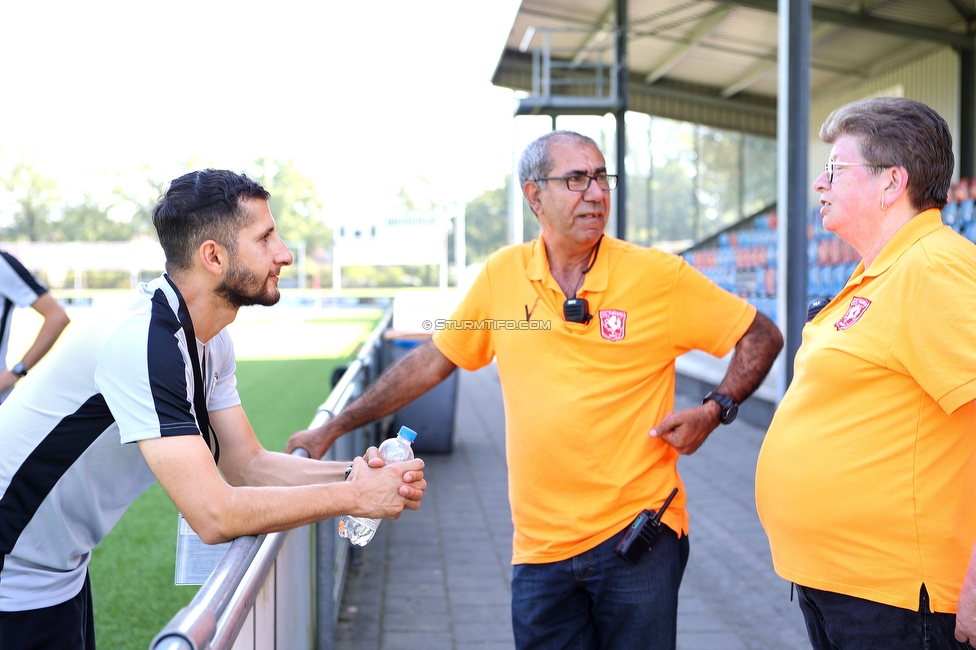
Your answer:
[599,309,627,341]
[835,296,871,331]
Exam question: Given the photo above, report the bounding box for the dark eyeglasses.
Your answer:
[533,173,618,192]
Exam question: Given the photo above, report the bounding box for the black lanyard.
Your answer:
[166,276,220,464]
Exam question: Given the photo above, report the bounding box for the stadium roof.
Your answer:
[492,0,976,138]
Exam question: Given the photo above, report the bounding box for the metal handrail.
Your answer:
[151,536,264,650]
[520,25,619,103]
[151,304,394,650]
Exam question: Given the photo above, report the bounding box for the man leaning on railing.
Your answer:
[0,169,427,650]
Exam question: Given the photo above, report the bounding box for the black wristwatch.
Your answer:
[703,391,738,425]
[11,362,27,378]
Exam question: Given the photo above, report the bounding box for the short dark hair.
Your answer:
[152,169,270,272]
[820,97,953,211]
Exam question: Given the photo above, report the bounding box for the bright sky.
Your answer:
[0,0,523,218]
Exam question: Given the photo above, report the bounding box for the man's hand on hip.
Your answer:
[649,402,721,455]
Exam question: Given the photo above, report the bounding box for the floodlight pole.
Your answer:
[454,202,466,288]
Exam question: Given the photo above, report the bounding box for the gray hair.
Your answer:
[518,130,601,189]
[820,97,952,211]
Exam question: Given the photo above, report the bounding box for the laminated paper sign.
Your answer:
[175,514,232,585]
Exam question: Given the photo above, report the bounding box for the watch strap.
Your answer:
[702,391,738,424]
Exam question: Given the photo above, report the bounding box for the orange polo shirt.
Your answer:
[756,209,976,612]
[433,235,755,564]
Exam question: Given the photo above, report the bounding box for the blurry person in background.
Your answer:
[958,177,975,239]
[756,97,976,649]
[0,250,70,403]
[943,180,958,229]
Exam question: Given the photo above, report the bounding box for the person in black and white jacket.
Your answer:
[0,169,427,650]
[0,250,69,403]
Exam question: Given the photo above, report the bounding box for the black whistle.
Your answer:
[614,488,679,564]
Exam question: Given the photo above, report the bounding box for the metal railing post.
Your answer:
[314,520,337,650]
[543,31,551,99]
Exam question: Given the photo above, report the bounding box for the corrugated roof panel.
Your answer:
[705,6,779,56]
[519,0,614,25]
[628,35,687,75]
[748,71,779,97]
[670,48,767,88]
[813,26,917,76]
[506,14,593,50]
[629,0,721,30]
[866,0,969,31]
[629,2,719,41]
[629,84,777,136]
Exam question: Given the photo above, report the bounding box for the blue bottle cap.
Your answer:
[397,426,418,442]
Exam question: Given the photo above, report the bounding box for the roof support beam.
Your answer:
[721,21,833,96]
[572,4,615,64]
[722,0,975,49]
[721,59,777,97]
[638,81,776,117]
[645,6,733,83]
[946,0,976,23]
[628,28,870,77]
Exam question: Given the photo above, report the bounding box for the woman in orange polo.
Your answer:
[756,97,976,649]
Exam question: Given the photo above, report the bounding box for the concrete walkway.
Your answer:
[335,363,809,650]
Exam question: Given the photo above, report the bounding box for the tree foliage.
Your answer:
[464,179,509,263]
[54,195,132,242]
[247,158,330,253]
[1,160,59,241]
[397,179,438,213]
[111,169,170,241]
[0,158,332,255]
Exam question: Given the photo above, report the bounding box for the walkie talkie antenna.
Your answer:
[651,488,679,524]
[614,487,681,564]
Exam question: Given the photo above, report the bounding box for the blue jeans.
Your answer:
[796,583,973,650]
[511,526,689,650]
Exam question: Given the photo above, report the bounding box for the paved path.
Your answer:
[336,364,809,650]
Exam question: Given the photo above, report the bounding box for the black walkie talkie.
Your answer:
[614,488,679,564]
[807,297,831,322]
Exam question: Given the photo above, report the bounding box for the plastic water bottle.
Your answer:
[338,426,418,546]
